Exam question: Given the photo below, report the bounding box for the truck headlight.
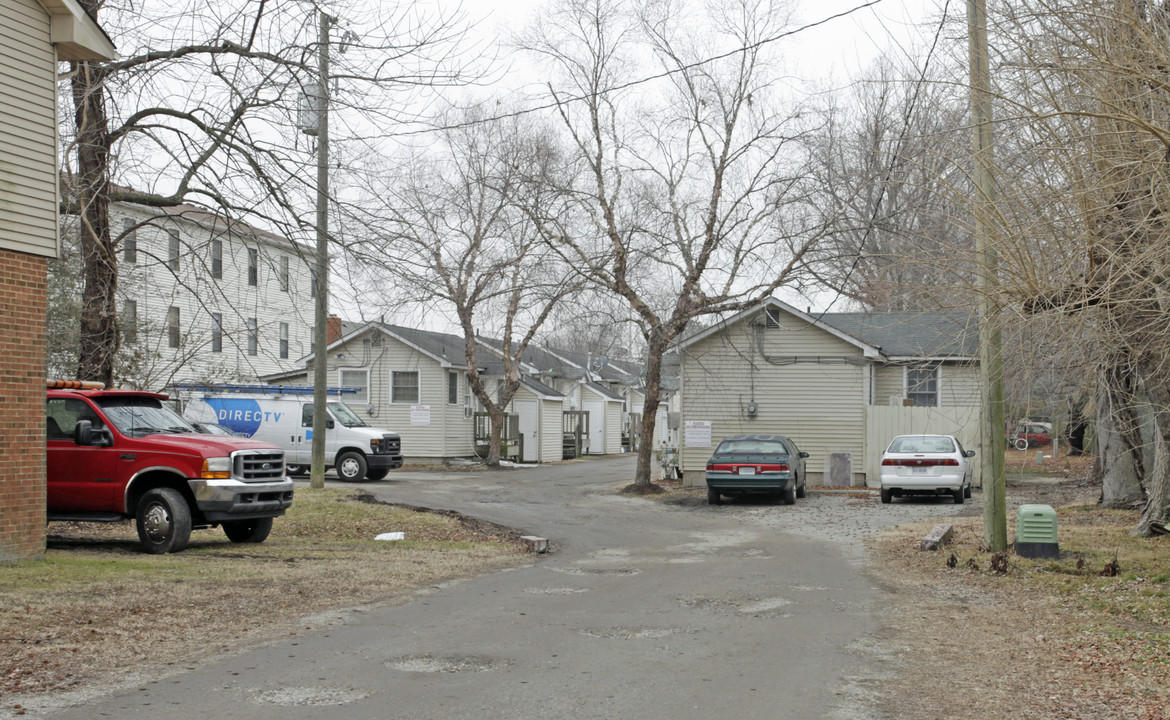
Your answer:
[201,457,232,479]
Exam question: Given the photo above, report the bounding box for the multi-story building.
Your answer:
[61,199,318,390]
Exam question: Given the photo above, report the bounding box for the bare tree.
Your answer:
[517,0,830,489]
[989,0,1170,534]
[348,109,579,466]
[64,0,479,386]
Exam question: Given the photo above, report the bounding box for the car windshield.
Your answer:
[714,439,786,455]
[95,397,196,436]
[327,401,367,428]
[887,436,956,454]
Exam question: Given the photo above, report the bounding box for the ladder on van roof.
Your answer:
[169,382,361,396]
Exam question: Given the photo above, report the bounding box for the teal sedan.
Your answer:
[705,435,809,506]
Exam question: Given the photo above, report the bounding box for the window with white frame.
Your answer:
[123,300,137,344]
[247,247,258,286]
[390,370,419,404]
[447,370,459,404]
[167,230,180,271]
[167,306,180,348]
[211,312,223,353]
[340,368,369,403]
[906,365,940,407]
[279,322,289,359]
[121,219,137,263]
[211,239,223,279]
[247,317,258,356]
[279,255,289,292]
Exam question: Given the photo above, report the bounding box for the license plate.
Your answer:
[738,466,756,476]
[911,467,929,474]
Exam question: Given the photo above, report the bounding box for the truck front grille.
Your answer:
[233,450,285,481]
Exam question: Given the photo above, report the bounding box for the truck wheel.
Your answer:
[136,488,192,554]
[223,517,273,544]
[365,468,389,481]
[335,452,368,482]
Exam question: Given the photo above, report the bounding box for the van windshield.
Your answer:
[327,402,367,427]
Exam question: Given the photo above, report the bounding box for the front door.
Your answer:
[515,400,538,463]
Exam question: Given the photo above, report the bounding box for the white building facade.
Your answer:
[62,200,317,390]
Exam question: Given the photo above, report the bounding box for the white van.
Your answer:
[178,384,403,482]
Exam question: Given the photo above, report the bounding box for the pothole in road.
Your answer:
[252,685,369,706]
[386,654,510,673]
[578,626,695,640]
[526,586,591,595]
[678,594,795,617]
[548,566,642,576]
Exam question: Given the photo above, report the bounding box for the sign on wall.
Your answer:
[411,405,431,426]
[685,420,712,447]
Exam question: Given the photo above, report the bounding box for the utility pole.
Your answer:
[310,11,332,491]
[968,0,1007,550]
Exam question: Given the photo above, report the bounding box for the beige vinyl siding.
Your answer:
[679,311,867,483]
[940,362,980,406]
[873,365,905,406]
[541,397,562,463]
[0,0,58,257]
[441,372,475,457]
[604,401,622,454]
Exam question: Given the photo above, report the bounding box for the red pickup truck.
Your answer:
[46,381,294,553]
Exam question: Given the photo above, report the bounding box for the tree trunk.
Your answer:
[633,336,668,488]
[71,45,118,386]
[486,409,504,466]
[1097,356,1145,506]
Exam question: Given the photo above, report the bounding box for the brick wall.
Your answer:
[0,249,48,562]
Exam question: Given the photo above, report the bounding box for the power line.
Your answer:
[384,0,890,139]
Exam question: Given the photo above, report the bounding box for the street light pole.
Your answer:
[310,11,332,490]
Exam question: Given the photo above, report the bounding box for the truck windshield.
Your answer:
[326,402,367,428]
[95,397,196,436]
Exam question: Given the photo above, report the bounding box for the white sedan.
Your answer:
[879,434,975,504]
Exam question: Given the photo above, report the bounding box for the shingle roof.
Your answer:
[374,323,470,366]
[818,312,977,358]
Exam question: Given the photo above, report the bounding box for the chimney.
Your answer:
[326,315,343,344]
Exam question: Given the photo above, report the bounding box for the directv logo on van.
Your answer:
[201,399,282,438]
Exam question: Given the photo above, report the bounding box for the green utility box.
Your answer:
[1015,504,1059,559]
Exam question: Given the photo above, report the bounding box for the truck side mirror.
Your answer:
[73,420,112,447]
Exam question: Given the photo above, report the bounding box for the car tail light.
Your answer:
[882,458,960,467]
[707,463,733,472]
[757,463,789,472]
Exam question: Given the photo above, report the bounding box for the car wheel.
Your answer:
[880,487,892,504]
[795,478,806,499]
[953,487,965,504]
[782,484,796,506]
[223,517,273,544]
[1014,437,1029,451]
[707,487,722,505]
[365,468,390,481]
[335,452,368,482]
[136,487,192,554]
[964,483,972,499]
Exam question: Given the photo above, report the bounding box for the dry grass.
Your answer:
[874,479,1170,720]
[0,489,528,703]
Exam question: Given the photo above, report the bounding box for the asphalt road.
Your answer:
[42,456,964,720]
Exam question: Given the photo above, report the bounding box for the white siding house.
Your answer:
[59,200,316,389]
[675,299,979,486]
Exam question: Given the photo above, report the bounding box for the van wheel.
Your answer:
[365,468,390,481]
[223,517,273,544]
[285,464,308,477]
[335,452,368,482]
[136,488,192,554]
